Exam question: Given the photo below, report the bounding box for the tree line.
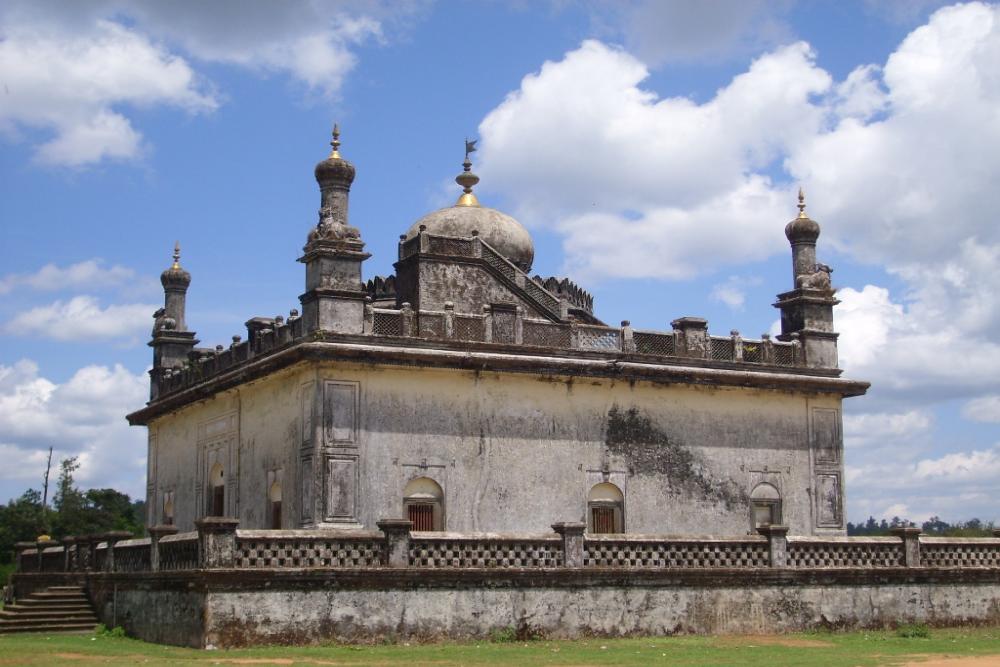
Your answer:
[0,456,144,569]
[847,516,996,537]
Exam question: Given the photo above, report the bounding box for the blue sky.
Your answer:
[1,0,998,524]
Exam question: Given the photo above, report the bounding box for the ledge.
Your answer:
[128,338,870,425]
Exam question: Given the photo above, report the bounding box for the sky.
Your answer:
[1,0,998,525]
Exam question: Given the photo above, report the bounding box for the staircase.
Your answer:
[0,586,98,634]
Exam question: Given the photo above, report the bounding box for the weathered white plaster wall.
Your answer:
[147,360,846,536]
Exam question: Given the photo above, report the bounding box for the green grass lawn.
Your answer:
[0,626,998,666]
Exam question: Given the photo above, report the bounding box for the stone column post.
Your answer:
[757,525,789,568]
[148,525,179,572]
[671,317,709,358]
[102,531,133,572]
[195,517,240,569]
[514,306,524,345]
[363,298,374,334]
[443,302,455,338]
[61,537,75,572]
[552,522,586,567]
[400,302,415,337]
[621,321,635,354]
[482,305,493,343]
[377,519,413,568]
[14,542,35,573]
[731,330,743,362]
[81,535,99,572]
[890,527,922,567]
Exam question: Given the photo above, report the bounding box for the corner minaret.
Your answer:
[298,124,370,334]
[150,242,198,399]
[773,189,840,369]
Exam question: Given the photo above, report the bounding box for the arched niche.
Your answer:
[587,482,624,534]
[751,482,782,528]
[403,477,444,531]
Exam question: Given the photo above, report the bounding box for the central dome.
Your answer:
[405,205,534,272]
[404,147,534,272]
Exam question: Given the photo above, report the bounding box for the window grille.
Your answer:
[408,504,435,532]
[592,507,616,534]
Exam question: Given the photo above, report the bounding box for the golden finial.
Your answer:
[172,241,181,269]
[329,123,341,159]
[797,186,808,219]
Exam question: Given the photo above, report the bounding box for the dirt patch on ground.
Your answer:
[717,634,836,648]
[898,657,1000,666]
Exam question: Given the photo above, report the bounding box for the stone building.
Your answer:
[127,128,868,537]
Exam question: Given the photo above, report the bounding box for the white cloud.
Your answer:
[5,295,156,343]
[846,443,1000,523]
[710,275,762,311]
[0,19,217,166]
[844,409,932,451]
[480,4,1000,282]
[0,259,137,294]
[962,395,1000,423]
[0,1,400,165]
[0,360,148,500]
[479,39,830,280]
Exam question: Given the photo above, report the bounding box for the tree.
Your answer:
[0,490,45,565]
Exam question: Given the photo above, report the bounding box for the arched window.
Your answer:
[268,481,282,529]
[403,477,444,531]
[588,482,624,534]
[208,463,225,516]
[751,483,782,528]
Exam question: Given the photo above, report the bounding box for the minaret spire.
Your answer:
[797,187,808,219]
[299,124,370,335]
[455,138,480,207]
[330,123,341,159]
[150,241,197,400]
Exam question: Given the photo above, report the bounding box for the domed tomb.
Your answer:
[403,147,534,272]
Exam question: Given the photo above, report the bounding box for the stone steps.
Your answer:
[0,586,98,635]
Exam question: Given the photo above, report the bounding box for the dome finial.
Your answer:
[456,138,480,207]
[797,186,808,219]
[330,123,341,159]
[172,241,181,269]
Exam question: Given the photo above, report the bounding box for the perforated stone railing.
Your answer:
[786,537,905,568]
[153,230,804,399]
[584,536,769,568]
[12,526,1000,574]
[234,530,383,568]
[409,533,564,568]
[158,532,199,571]
[115,539,153,572]
[362,307,800,370]
[921,537,1000,568]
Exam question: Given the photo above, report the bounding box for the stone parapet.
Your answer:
[18,529,999,575]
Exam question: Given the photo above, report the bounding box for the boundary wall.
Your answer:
[11,520,1000,647]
